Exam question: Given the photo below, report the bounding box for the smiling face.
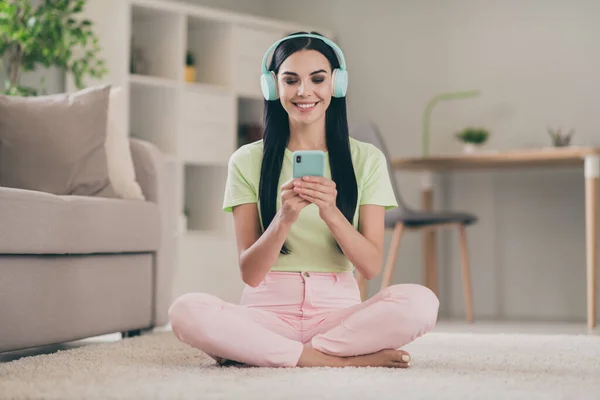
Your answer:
[277,49,333,126]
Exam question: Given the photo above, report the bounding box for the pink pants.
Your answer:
[168,271,439,367]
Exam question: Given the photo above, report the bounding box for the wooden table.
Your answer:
[391,147,600,330]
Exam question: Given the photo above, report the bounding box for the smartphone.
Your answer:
[292,150,325,179]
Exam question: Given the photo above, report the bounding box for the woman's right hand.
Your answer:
[279,178,310,226]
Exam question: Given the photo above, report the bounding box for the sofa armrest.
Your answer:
[129,138,176,326]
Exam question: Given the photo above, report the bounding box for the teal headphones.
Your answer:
[260,33,348,101]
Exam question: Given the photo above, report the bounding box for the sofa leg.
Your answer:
[121,329,141,338]
[121,325,154,339]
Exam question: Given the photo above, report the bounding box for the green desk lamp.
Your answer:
[422,90,480,156]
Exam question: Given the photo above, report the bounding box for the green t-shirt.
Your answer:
[222,137,398,273]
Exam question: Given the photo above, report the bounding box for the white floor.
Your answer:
[3,323,599,400]
[434,318,600,335]
[1,318,596,363]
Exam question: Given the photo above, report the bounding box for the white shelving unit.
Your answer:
[73,0,333,303]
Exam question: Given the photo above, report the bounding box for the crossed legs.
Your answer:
[169,283,439,368]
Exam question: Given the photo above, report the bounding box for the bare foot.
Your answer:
[297,347,411,368]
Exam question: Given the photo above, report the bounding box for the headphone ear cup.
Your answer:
[260,71,278,100]
[331,68,348,98]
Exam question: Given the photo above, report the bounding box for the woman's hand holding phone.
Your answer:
[293,176,338,222]
[279,178,310,226]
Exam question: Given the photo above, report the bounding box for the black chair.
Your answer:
[350,121,477,322]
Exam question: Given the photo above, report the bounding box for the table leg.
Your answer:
[585,155,599,330]
[421,171,438,295]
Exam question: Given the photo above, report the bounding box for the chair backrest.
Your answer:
[349,120,408,210]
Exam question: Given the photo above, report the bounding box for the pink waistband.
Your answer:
[263,271,355,283]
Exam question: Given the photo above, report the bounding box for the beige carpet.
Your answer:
[1,330,599,399]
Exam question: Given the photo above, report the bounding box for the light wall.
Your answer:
[265,0,600,322]
[3,0,599,322]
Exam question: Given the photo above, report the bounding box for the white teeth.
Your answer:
[297,103,316,109]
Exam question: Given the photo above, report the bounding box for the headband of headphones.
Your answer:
[260,33,347,74]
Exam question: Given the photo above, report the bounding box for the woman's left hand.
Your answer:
[293,176,339,220]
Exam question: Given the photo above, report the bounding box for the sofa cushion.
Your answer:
[106,87,145,200]
[0,187,160,254]
[0,85,116,198]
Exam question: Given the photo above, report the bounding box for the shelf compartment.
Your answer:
[237,97,263,148]
[131,4,185,81]
[186,15,233,87]
[184,164,230,232]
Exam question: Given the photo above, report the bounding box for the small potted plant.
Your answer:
[547,127,574,147]
[185,50,196,83]
[455,127,490,154]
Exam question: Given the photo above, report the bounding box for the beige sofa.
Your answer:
[0,138,175,353]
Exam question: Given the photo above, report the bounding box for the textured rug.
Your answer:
[1,331,599,399]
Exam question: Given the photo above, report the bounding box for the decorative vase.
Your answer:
[463,143,481,154]
[185,66,196,83]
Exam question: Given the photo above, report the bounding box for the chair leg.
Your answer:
[458,224,474,323]
[426,231,439,296]
[380,223,405,291]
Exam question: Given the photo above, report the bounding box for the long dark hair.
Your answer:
[258,32,358,254]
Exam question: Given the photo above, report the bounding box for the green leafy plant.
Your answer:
[185,50,195,67]
[455,127,490,145]
[547,127,574,147]
[0,0,107,96]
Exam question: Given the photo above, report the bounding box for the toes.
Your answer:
[392,360,411,368]
[393,350,411,368]
[395,350,411,363]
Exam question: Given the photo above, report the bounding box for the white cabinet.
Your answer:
[80,0,332,301]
